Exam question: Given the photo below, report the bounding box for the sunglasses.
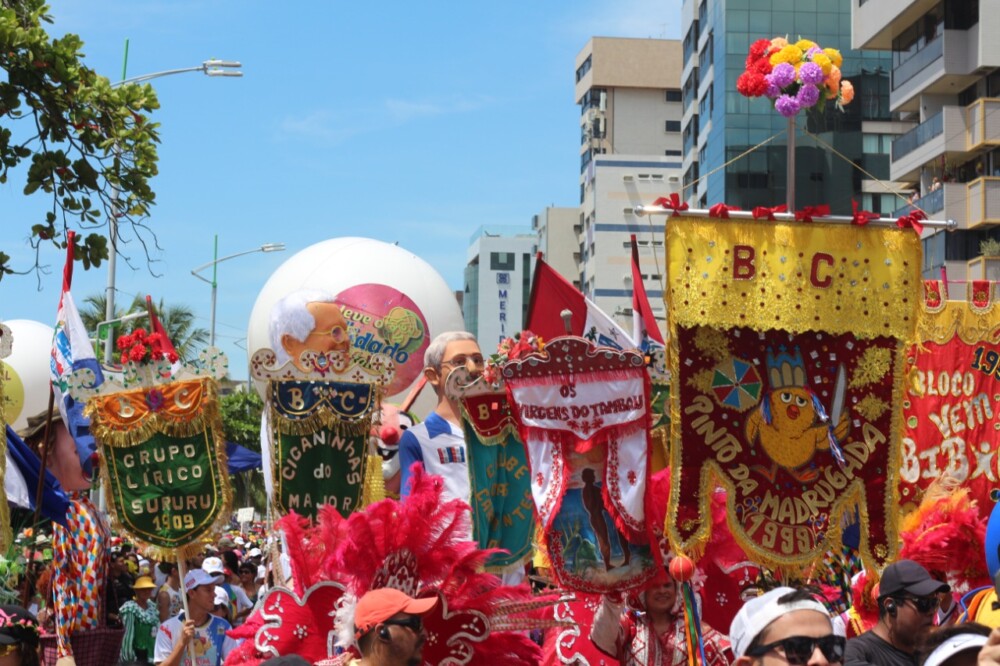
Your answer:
[900,596,939,614]
[382,615,423,633]
[747,635,846,665]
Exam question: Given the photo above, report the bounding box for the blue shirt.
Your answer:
[398,412,470,504]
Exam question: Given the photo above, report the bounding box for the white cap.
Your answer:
[729,587,833,658]
[234,536,245,545]
[202,556,225,576]
[247,547,262,558]
[213,585,230,608]
[924,634,989,666]
[184,569,223,593]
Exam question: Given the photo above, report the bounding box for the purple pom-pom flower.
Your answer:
[796,84,821,108]
[775,94,801,118]
[764,75,781,99]
[806,46,822,58]
[771,62,796,88]
[798,61,825,85]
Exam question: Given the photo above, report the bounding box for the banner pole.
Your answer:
[634,206,955,228]
[787,116,796,211]
[176,557,198,666]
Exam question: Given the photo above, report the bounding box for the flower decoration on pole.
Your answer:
[737,37,853,117]
[116,327,179,366]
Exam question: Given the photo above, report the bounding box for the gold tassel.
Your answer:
[361,450,385,508]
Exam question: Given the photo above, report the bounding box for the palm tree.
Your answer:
[79,293,209,362]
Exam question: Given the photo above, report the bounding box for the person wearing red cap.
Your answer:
[350,588,437,666]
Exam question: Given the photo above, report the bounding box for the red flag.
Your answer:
[145,295,180,359]
[525,254,633,350]
[630,235,665,348]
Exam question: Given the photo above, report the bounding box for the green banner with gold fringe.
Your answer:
[87,378,230,559]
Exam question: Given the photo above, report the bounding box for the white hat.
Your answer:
[729,587,832,658]
[924,634,989,666]
[247,547,262,558]
[202,556,225,576]
[234,536,245,545]
[213,585,230,608]
[184,569,223,593]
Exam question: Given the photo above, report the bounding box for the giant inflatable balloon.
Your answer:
[1,320,55,432]
[247,238,465,414]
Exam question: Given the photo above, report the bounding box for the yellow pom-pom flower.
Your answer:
[795,39,816,52]
[771,36,789,49]
[823,48,843,68]
[770,45,803,66]
[812,53,832,76]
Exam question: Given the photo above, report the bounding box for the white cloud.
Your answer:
[279,94,492,144]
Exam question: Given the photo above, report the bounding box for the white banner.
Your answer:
[509,376,646,439]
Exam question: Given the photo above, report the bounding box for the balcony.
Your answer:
[892,183,966,227]
[967,99,1000,151]
[890,29,980,113]
[967,177,1000,228]
[890,106,968,182]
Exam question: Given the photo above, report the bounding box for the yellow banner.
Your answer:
[665,217,922,339]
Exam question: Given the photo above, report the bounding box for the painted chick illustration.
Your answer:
[745,347,849,482]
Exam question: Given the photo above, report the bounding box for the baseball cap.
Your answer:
[248,547,262,558]
[0,605,39,646]
[729,587,833,658]
[132,576,156,590]
[184,569,223,593]
[202,556,225,576]
[353,588,438,638]
[878,560,949,599]
[213,586,230,608]
[924,633,989,666]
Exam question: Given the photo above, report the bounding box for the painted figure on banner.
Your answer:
[269,290,351,373]
[665,216,920,573]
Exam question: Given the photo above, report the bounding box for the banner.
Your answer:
[665,216,920,572]
[505,337,656,593]
[269,379,377,519]
[88,378,230,558]
[900,280,1000,515]
[447,368,534,571]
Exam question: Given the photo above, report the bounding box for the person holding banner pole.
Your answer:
[154,567,237,666]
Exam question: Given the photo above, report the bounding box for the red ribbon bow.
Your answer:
[795,205,831,223]
[896,209,926,235]
[708,203,741,219]
[652,193,689,217]
[851,199,878,226]
[751,205,787,221]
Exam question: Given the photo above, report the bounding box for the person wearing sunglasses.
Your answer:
[731,587,845,666]
[845,559,950,666]
[398,331,483,506]
[351,587,438,666]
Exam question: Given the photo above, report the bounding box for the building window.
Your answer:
[490,252,515,270]
[665,149,681,156]
[665,89,682,102]
[665,120,681,132]
[575,55,592,82]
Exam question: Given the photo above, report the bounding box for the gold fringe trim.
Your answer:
[95,379,232,562]
[87,379,217,447]
[270,407,374,437]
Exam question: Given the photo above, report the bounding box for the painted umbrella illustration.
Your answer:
[711,358,763,411]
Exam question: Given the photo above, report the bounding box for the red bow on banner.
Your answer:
[751,205,787,221]
[851,199,878,226]
[896,209,926,235]
[652,193,689,217]
[795,205,831,223]
[708,203,741,219]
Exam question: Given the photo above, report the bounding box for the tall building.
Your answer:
[682,0,906,217]
[853,0,1000,280]
[575,37,682,326]
[532,206,579,285]
[463,226,537,348]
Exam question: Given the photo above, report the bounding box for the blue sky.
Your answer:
[3,0,680,378]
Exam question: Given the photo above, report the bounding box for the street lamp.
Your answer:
[102,58,242,365]
[191,235,286,346]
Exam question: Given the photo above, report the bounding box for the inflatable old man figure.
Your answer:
[19,411,114,666]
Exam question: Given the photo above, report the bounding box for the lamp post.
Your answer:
[191,235,286,347]
[101,56,243,366]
